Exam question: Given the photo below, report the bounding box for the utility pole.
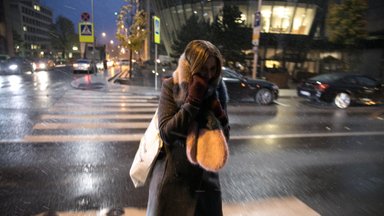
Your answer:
[91,0,95,72]
[252,0,262,79]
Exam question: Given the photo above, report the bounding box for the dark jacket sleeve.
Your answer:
[158,79,200,146]
[217,79,230,140]
[217,79,229,110]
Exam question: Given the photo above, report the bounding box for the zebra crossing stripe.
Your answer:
[23,134,143,142]
[24,91,159,143]
[39,114,154,120]
[34,197,320,216]
[58,99,158,103]
[64,94,158,99]
[46,107,157,113]
[53,103,158,107]
[33,122,149,130]
[59,95,158,100]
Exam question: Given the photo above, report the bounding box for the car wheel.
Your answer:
[334,92,351,109]
[255,88,273,105]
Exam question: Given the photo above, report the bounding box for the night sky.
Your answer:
[40,0,126,44]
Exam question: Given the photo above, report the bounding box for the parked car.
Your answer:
[31,58,55,71]
[72,59,97,74]
[160,67,279,104]
[222,67,279,104]
[0,54,9,62]
[1,57,34,74]
[297,73,384,108]
[0,54,10,73]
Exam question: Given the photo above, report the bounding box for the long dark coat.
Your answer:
[146,57,229,216]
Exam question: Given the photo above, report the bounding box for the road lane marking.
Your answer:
[60,97,158,103]
[40,114,154,120]
[34,196,320,216]
[53,103,158,107]
[46,107,157,113]
[21,131,384,143]
[274,100,290,107]
[23,134,143,143]
[33,122,149,130]
[64,94,158,99]
[231,131,384,140]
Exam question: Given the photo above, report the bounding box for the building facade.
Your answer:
[150,0,384,81]
[9,0,53,57]
[151,0,326,78]
[0,0,13,56]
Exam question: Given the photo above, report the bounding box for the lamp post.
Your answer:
[252,0,262,79]
[91,0,95,65]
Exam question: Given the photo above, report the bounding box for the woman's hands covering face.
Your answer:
[186,73,209,107]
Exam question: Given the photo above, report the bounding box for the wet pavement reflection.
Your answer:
[0,66,383,215]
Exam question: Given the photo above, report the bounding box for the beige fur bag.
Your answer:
[186,111,229,172]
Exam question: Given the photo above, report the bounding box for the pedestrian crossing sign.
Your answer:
[78,22,94,43]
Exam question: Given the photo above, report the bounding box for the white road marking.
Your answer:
[33,122,149,130]
[53,103,158,107]
[40,114,154,120]
[34,196,320,216]
[64,94,158,99]
[46,107,157,113]
[273,100,290,107]
[58,99,158,103]
[20,131,384,143]
[231,131,384,140]
[23,134,143,143]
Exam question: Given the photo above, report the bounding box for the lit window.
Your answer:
[260,4,316,35]
[265,60,280,68]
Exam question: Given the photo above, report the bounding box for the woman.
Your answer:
[147,40,229,216]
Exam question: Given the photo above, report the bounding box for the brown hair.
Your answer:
[183,40,223,83]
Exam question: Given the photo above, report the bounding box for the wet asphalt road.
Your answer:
[0,67,384,215]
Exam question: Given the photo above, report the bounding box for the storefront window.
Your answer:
[261,4,316,35]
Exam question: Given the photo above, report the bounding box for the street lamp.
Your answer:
[109,40,114,58]
[102,32,106,37]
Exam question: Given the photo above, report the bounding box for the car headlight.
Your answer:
[272,84,279,90]
[39,63,46,69]
[8,64,18,71]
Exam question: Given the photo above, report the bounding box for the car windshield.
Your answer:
[223,68,245,80]
[309,73,345,82]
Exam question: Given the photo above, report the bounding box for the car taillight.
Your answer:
[315,83,329,92]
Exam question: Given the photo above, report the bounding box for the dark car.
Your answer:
[222,67,279,104]
[1,57,34,74]
[297,73,384,108]
[0,54,10,73]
